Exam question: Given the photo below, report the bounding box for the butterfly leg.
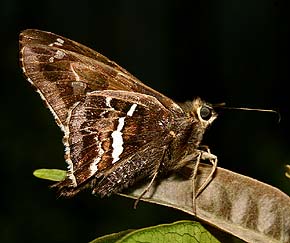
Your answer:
[195,147,217,197]
[133,166,159,209]
[133,146,167,209]
[177,147,217,213]
[191,148,217,214]
[173,152,200,213]
[192,152,202,214]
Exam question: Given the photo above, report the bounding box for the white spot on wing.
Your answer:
[111,117,125,163]
[56,38,64,45]
[70,63,80,81]
[49,38,65,47]
[54,50,65,59]
[106,97,112,108]
[49,50,66,63]
[63,102,79,187]
[127,103,137,116]
[26,77,34,85]
[20,56,26,73]
[100,97,114,117]
[111,103,137,163]
[89,138,104,175]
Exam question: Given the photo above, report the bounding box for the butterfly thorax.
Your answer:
[165,98,217,170]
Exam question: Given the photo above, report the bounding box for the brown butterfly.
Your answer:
[19,29,217,204]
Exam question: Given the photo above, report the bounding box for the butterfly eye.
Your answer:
[200,106,212,121]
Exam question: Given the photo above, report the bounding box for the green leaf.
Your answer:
[33,169,66,181]
[90,221,220,243]
[89,229,134,243]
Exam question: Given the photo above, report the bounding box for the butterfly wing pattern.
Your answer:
[20,29,217,198]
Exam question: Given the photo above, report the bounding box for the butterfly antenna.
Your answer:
[213,103,281,123]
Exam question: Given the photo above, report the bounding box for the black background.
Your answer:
[1,1,290,242]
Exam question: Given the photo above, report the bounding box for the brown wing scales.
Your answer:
[61,90,174,186]
[20,29,183,128]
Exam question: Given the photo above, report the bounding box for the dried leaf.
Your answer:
[33,164,290,243]
[121,164,290,243]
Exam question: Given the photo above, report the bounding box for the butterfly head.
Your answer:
[191,98,217,128]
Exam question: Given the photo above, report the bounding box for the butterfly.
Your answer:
[19,29,217,204]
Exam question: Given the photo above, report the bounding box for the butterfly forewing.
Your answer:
[19,29,183,128]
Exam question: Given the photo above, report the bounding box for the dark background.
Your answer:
[1,0,289,242]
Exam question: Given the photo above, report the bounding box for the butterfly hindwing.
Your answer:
[58,90,175,195]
